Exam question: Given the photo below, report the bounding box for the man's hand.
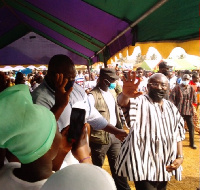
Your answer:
[54,73,73,108]
[122,71,143,98]
[71,123,92,164]
[118,71,143,107]
[103,124,128,141]
[59,126,73,153]
[51,73,73,121]
[166,158,183,172]
[114,129,128,142]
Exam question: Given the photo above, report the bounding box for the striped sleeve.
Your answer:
[129,98,138,127]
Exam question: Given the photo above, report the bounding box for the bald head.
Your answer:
[148,73,169,84]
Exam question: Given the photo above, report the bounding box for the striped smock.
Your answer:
[116,95,185,182]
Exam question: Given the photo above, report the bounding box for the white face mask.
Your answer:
[181,80,189,86]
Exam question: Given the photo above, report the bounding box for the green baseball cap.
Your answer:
[0,84,57,164]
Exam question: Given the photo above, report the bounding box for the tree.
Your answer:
[178,54,185,59]
[135,53,146,64]
[150,53,157,60]
[117,54,127,64]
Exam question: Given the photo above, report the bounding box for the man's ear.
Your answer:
[103,78,109,86]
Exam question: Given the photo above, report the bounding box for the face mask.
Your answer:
[109,82,116,90]
[181,80,189,86]
[148,88,166,102]
[65,80,75,91]
[104,79,116,90]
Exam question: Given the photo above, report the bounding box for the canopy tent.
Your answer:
[133,58,198,71]
[0,0,199,67]
[133,61,152,71]
[133,60,158,71]
[163,59,198,70]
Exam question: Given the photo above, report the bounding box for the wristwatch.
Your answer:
[177,155,184,159]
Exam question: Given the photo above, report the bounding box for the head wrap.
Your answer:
[41,163,117,190]
[0,84,57,164]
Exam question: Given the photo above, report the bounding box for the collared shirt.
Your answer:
[115,95,185,182]
[169,84,197,116]
[31,79,108,131]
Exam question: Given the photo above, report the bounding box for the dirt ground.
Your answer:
[103,131,200,190]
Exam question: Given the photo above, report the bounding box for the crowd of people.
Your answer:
[0,55,199,190]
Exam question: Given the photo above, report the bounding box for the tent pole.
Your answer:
[90,0,168,59]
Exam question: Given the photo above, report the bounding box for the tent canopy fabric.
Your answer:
[163,59,197,70]
[0,0,199,66]
[133,60,158,71]
[133,58,198,71]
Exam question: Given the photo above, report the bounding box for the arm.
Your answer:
[52,126,72,171]
[88,93,127,141]
[71,123,92,164]
[166,141,183,172]
[117,92,130,108]
[169,86,177,105]
[53,124,92,171]
[103,124,127,141]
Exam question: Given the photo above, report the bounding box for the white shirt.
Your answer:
[135,77,148,93]
[169,75,177,90]
[88,88,117,126]
[84,80,97,91]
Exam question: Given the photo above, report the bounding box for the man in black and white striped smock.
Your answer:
[116,72,185,190]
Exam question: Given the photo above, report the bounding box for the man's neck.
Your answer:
[13,160,53,182]
[45,76,55,91]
